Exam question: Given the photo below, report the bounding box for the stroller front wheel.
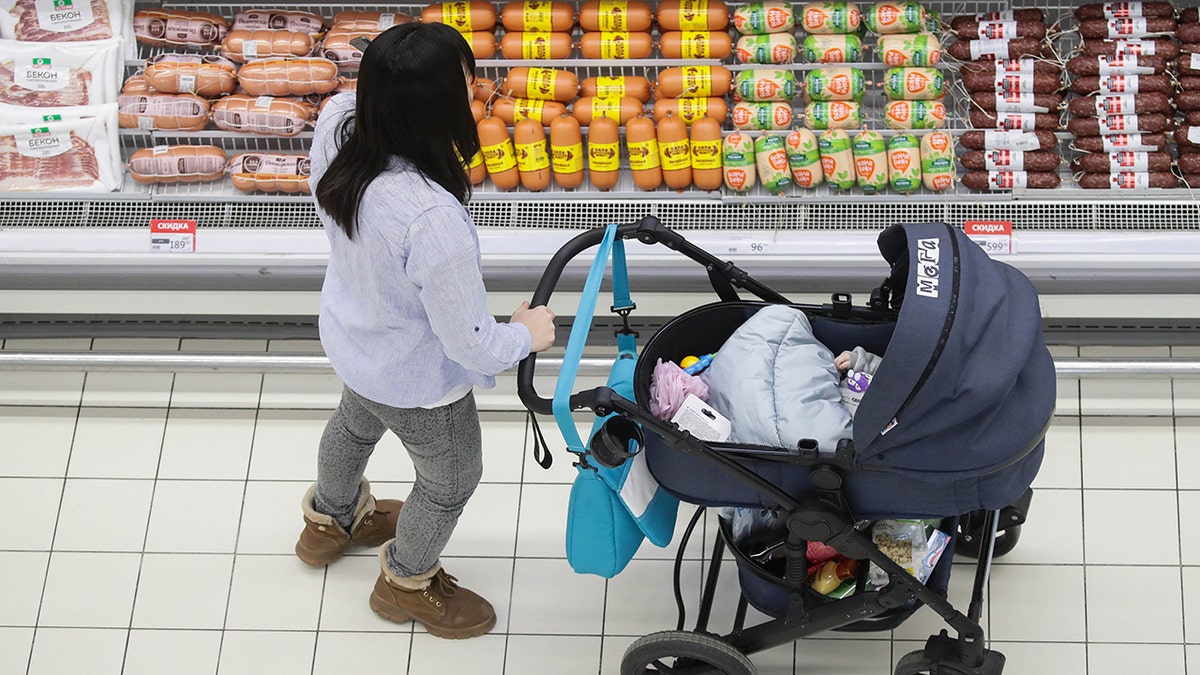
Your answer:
[621,630,755,675]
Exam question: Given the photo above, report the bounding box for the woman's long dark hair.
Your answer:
[316,22,479,239]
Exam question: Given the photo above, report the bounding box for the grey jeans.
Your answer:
[314,386,483,578]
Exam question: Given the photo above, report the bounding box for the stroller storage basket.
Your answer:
[722,515,958,631]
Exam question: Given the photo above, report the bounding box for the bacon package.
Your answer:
[1,0,126,42]
[0,37,120,110]
[0,102,120,191]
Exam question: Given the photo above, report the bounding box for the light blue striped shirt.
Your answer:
[309,94,532,408]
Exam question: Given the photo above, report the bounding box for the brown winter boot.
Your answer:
[368,542,497,639]
[295,478,403,567]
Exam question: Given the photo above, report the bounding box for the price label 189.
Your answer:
[150,219,196,253]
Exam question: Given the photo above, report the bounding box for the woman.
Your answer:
[295,22,556,639]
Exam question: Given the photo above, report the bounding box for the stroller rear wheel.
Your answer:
[621,631,755,675]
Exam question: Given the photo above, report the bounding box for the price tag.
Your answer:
[150,219,196,252]
[964,220,1014,256]
[724,235,769,254]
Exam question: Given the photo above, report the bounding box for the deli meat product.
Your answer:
[0,60,90,106]
[3,0,116,41]
[0,130,97,190]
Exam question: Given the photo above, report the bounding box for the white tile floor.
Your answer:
[0,338,1196,674]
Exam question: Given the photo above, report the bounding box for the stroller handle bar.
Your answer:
[517,215,789,416]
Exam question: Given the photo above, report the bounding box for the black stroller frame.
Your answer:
[519,216,1040,675]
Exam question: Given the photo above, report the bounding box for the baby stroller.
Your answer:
[518,216,1055,675]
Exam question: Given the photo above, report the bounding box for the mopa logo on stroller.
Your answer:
[915,237,940,298]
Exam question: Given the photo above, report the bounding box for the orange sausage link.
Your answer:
[655,65,733,98]
[502,67,580,103]
[211,95,315,136]
[143,54,239,97]
[474,77,499,102]
[587,116,622,190]
[657,112,692,189]
[501,1,577,31]
[659,31,733,59]
[689,115,724,190]
[657,0,730,30]
[421,2,498,31]
[220,29,314,62]
[549,114,585,188]
[477,116,520,189]
[625,115,663,190]
[652,97,728,125]
[232,10,327,35]
[513,119,552,191]
[500,32,575,58]
[228,153,312,193]
[578,32,655,59]
[492,98,570,125]
[331,11,416,29]
[461,31,498,59]
[321,27,379,69]
[580,75,652,102]
[236,57,340,97]
[465,148,488,185]
[134,9,230,47]
[578,0,653,31]
[571,95,644,126]
[471,99,486,123]
[118,93,211,131]
[128,145,227,184]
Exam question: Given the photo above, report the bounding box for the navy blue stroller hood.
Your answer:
[853,223,1056,479]
[639,222,1056,519]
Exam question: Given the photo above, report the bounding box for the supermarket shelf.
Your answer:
[2,227,1200,295]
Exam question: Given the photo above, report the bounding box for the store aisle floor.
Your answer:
[1,338,1197,675]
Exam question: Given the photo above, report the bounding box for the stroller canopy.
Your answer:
[852,223,1056,480]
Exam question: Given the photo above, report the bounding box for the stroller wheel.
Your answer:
[956,519,1022,559]
[621,630,755,675]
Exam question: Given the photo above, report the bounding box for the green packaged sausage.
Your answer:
[722,132,757,192]
[804,101,862,130]
[733,1,795,34]
[735,33,798,64]
[800,1,862,35]
[852,129,888,194]
[883,99,947,129]
[805,67,865,102]
[785,128,824,188]
[864,1,927,35]
[802,33,863,63]
[754,134,793,194]
[734,68,798,102]
[878,33,942,67]
[887,133,921,193]
[883,67,945,100]
[818,129,856,190]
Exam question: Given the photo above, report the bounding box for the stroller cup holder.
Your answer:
[588,415,644,469]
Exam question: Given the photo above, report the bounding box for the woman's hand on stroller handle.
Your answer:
[511,301,556,353]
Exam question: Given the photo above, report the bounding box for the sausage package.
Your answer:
[0,37,121,110]
[0,0,127,41]
[0,102,120,191]
[228,152,311,193]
